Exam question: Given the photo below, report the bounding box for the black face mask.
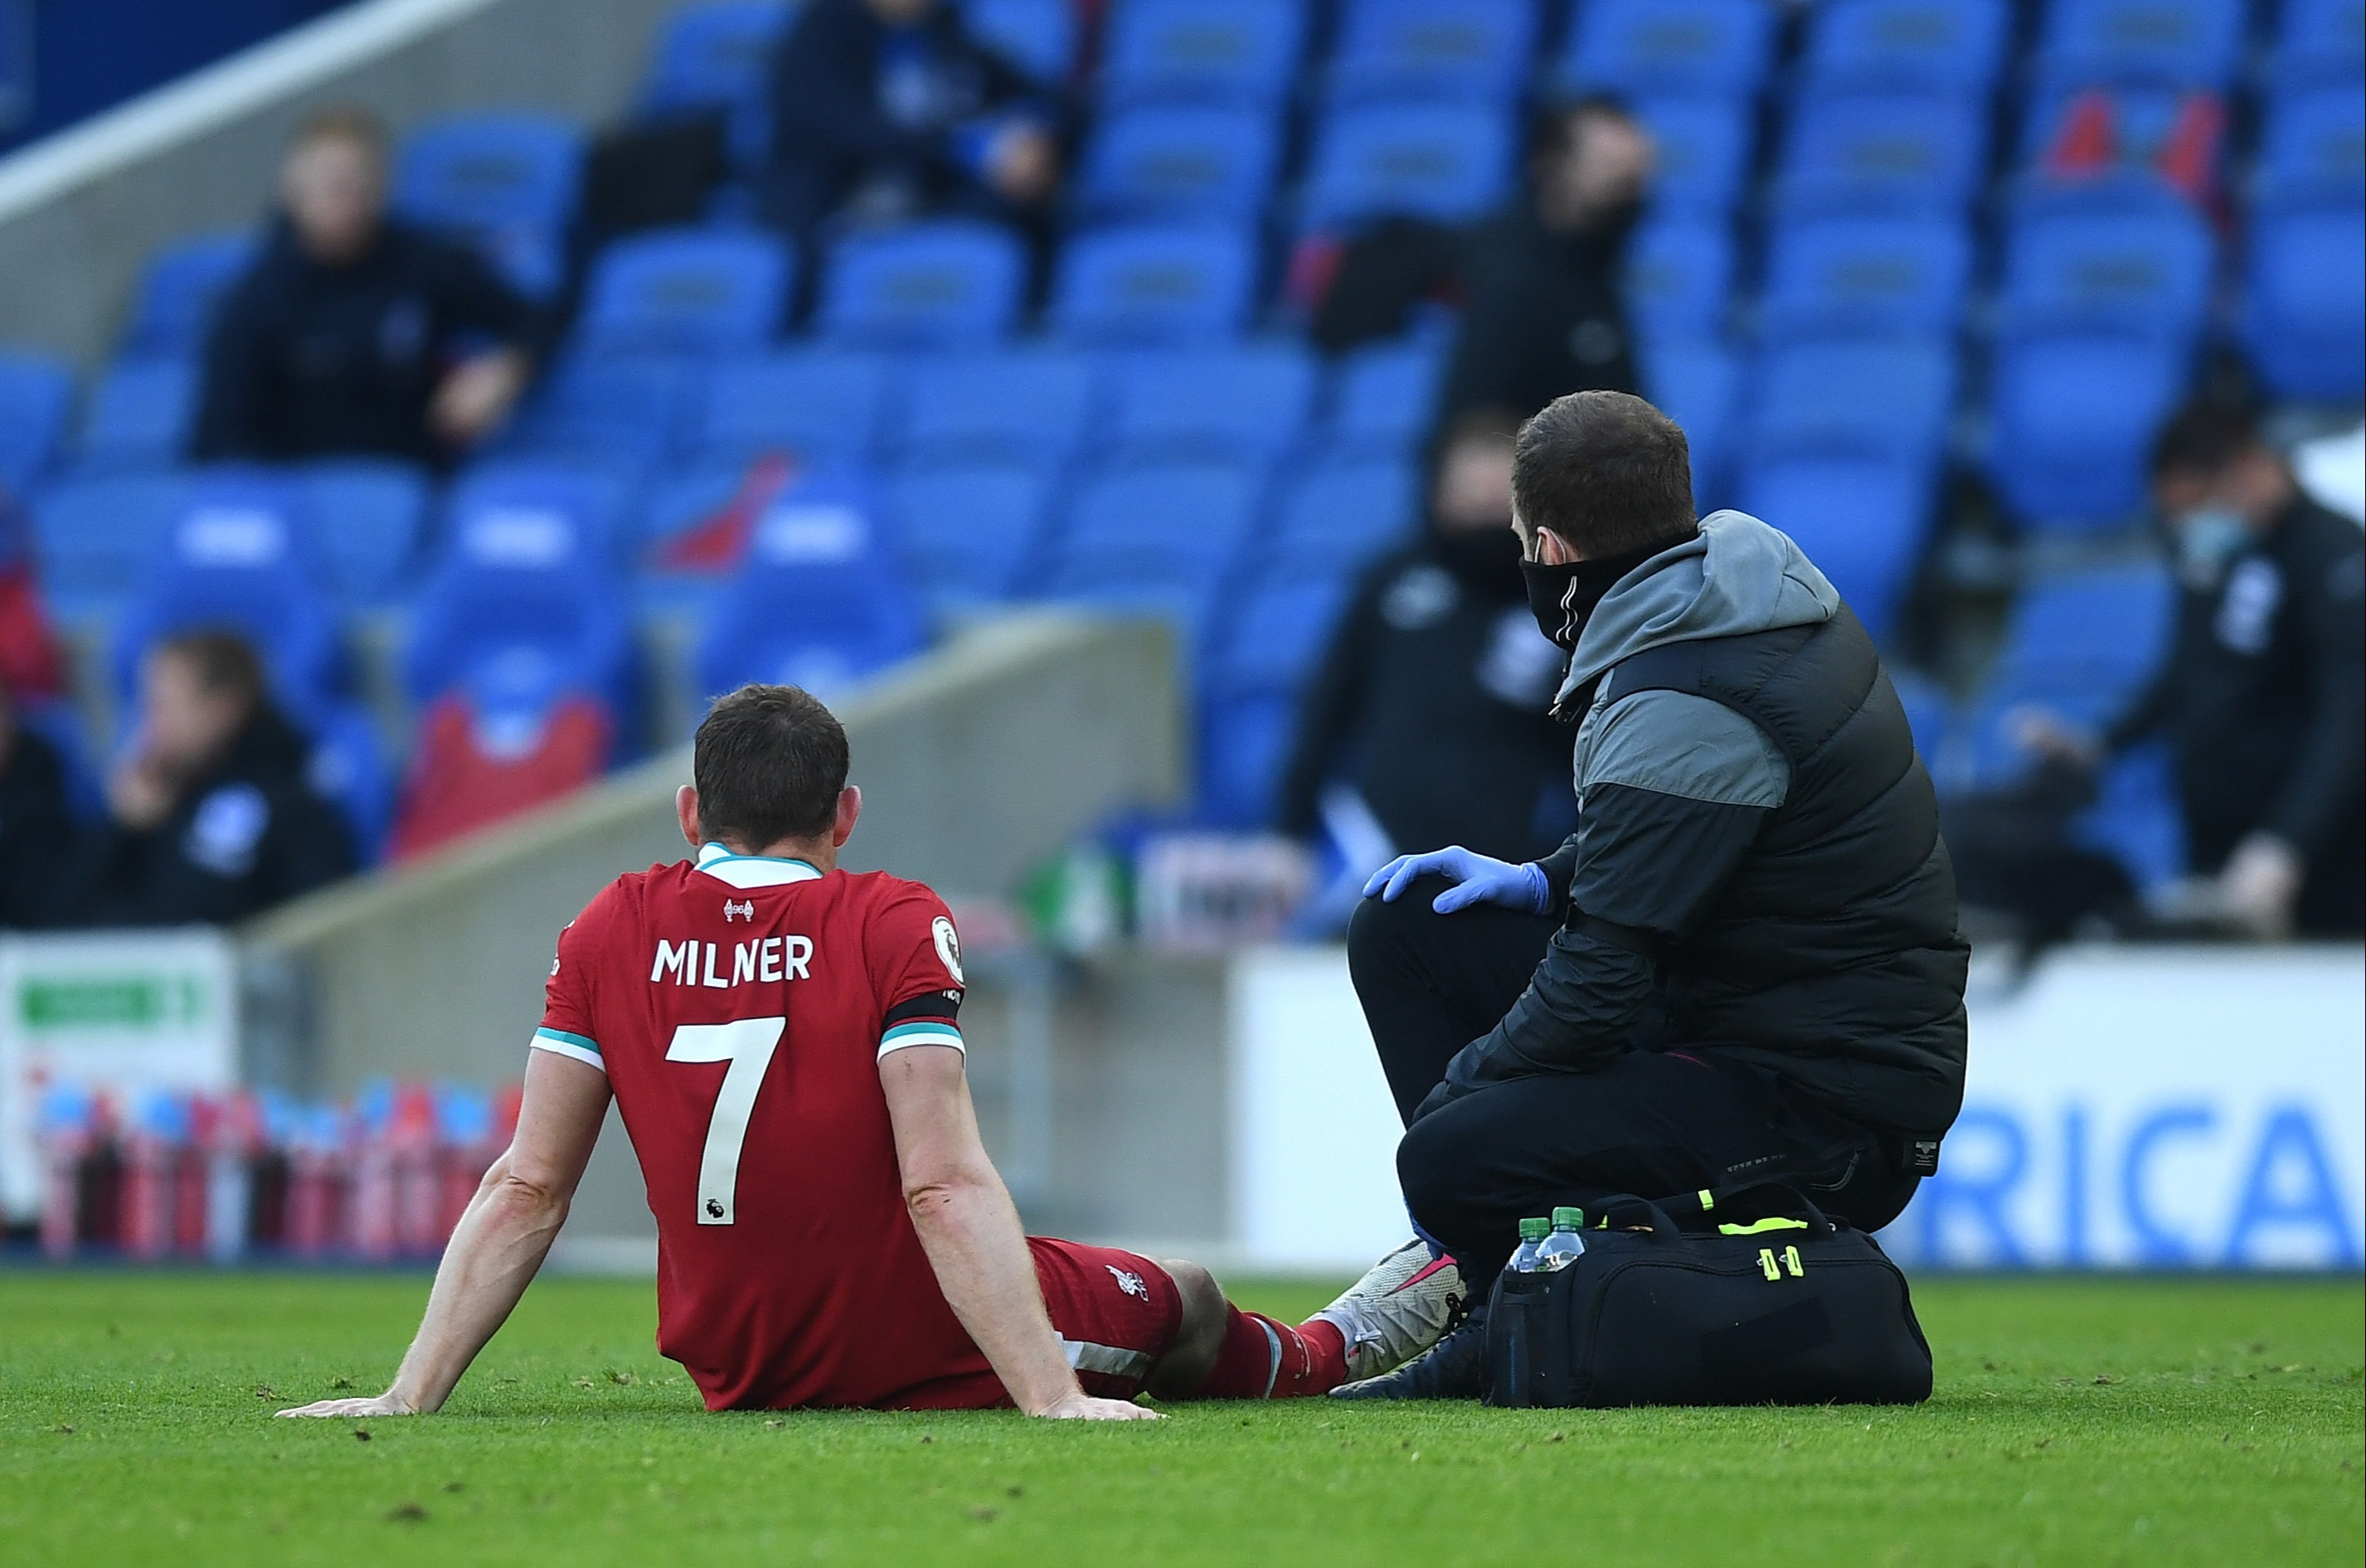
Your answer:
[1521,546,1658,651]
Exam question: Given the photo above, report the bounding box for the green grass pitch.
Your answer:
[1,1271,2358,1566]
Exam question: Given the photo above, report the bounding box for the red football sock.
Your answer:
[1197,1306,1349,1400]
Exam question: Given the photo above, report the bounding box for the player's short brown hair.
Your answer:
[154,629,267,711]
[1512,390,1698,559]
[694,685,850,849]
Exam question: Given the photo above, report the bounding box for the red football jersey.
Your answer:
[535,841,1002,1410]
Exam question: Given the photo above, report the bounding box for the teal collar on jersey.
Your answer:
[693,841,826,890]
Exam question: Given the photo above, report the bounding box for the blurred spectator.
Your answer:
[1278,411,1572,870]
[0,484,68,704]
[1313,99,1652,425]
[193,108,536,468]
[0,686,78,930]
[2021,402,2365,939]
[61,632,353,928]
[760,0,1063,246]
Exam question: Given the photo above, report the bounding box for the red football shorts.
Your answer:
[1027,1236,1183,1400]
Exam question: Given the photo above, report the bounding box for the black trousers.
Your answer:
[1346,879,1922,1289]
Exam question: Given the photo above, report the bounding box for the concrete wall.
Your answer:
[0,0,679,370]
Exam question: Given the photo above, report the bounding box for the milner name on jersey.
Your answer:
[651,934,815,988]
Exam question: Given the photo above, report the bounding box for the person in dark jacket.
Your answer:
[760,0,1061,244]
[0,687,79,930]
[2019,400,2365,937]
[62,632,352,928]
[193,108,535,468]
[1333,392,1970,1401]
[1278,411,1572,872]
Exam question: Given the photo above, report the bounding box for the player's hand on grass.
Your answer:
[274,1391,419,1420]
[1363,847,1550,915]
[1032,1392,1163,1421]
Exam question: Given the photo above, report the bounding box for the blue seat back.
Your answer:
[1737,446,1936,645]
[1266,455,1419,574]
[297,459,430,605]
[817,220,1027,349]
[1302,102,1513,227]
[1747,334,1957,461]
[2271,0,2366,87]
[1630,96,1755,218]
[1561,0,1776,97]
[640,2,793,114]
[696,477,926,698]
[692,350,897,466]
[1999,205,2214,337]
[577,229,791,356]
[1326,337,1447,455]
[1198,687,1302,828]
[1078,106,1281,221]
[1997,565,2177,687]
[407,482,630,707]
[1801,0,2011,94]
[1622,220,1735,341]
[1050,225,1256,347]
[1775,92,1988,215]
[79,357,198,472]
[964,0,1079,84]
[443,459,634,572]
[1046,460,1262,624]
[2036,0,2244,89]
[1328,0,1538,105]
[121,232,254,358]
[305,701,393,864]
[31,474,188,606]
[1636,335,1741,503]
[1761,214,1971,336]
[0,351,73,493]
[2257,85,2366,205]
[393,113,585,298]
[1985,328,2189,529]
[1106,343,1318,462]
[1100,0,1309,105]
[498,353,698,473]
[1210,571,1355,694]
[2244,205,2366,405]
[895,348,1098,465]
[882,459,1057,606]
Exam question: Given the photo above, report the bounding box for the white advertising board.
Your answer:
[0,930,240,1223]
[1227,944,2364,1274]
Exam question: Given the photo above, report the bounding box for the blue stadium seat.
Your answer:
[1737,444,1936,645]
[2034,0,2245,90]
[1773,92,1989,216]
[1209,571,1356,696]
[1301,102,1513,228]
[1049,225,1257,347]
[1887,669,1953,762]
[1985,328,2189,530]
[1560,0,1776,98]
[2270,0,2366,89]
[690,349,897,467]
[1324,337,1447,456]
[882,459,1058,609]
[1997,203,2214,337]
[119,232,254,359]
[2015,81,2223,178]
[576,229,791,356]
[29,473,188,609]
[640,2,792,114]
[1197,688,1303,828]
[393,113,585,299]
[78,357,198,472]
[109,473,343,712]
[297,459,430,605]
[305,701,394,864]
[1760,214,1972,337]
[1745,334,1957,463]
[1800,0,2011,95]
[693,476,926,700]
[1264,454,1420,574]
[1622,220,1735,342]
[2255,85,2366,206]
[0,351,73,493]
[1100,0,1309,106]
[2244,203,2366,405]
[1077,106,1281,222]
[1637,336,1742,506]
[1105,343,1319,462]
[495,354,697,475]
[1994,564,2176,689]
[1326,0,1538,106]
[443,459,636,573]
[1630,96,1754,218]
[894,347,1099,465]
[1042,460,1263,635]
[964,0,1078,84]
[816,220,1027,349]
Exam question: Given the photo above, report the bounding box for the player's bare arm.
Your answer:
[276,1050,611,1418]
[880,1044,1159,1422]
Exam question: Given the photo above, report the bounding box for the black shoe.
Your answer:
[1327,1302,1487,1401]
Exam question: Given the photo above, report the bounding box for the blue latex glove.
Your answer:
[1362,847,1552,915]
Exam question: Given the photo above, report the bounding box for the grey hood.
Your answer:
[1553,510,1841,711]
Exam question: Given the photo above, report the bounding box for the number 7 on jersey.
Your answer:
[666,1017,785,1225]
